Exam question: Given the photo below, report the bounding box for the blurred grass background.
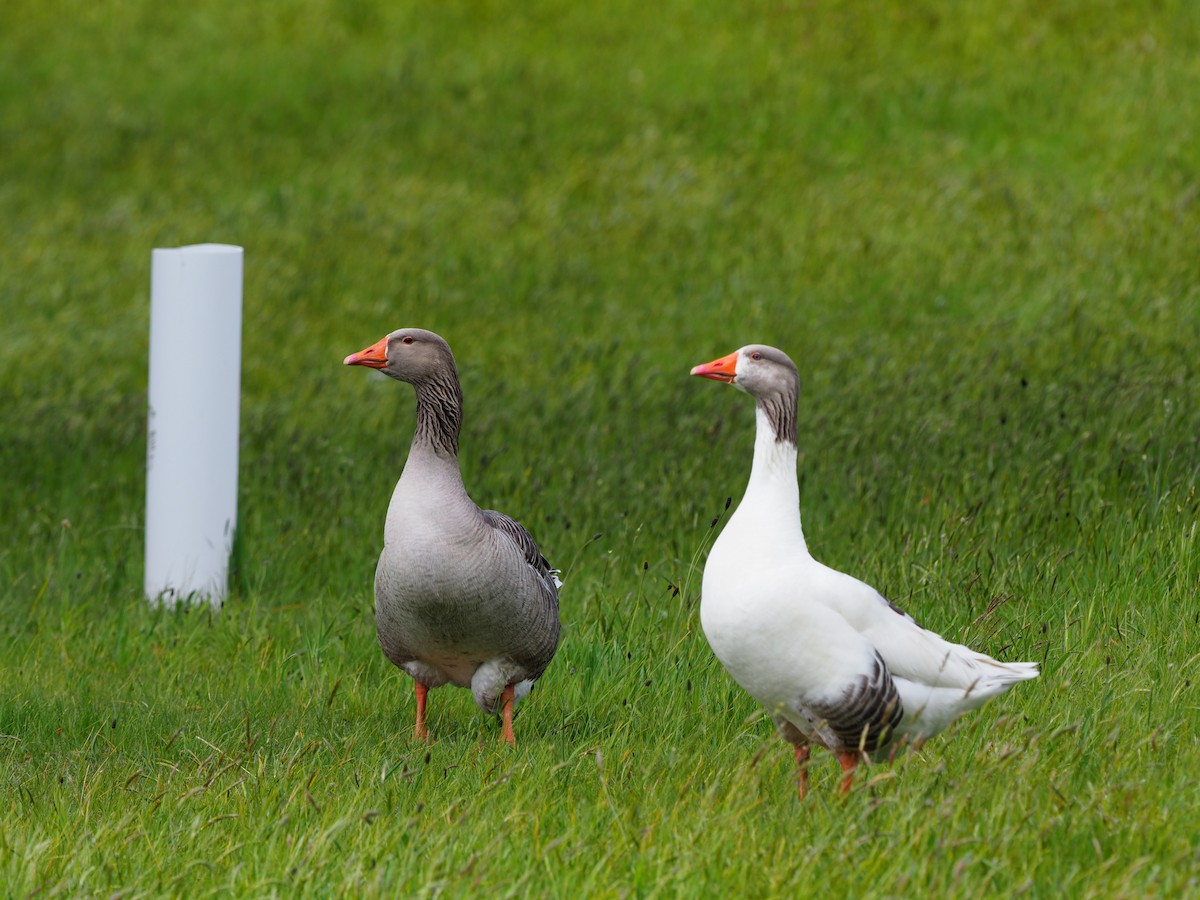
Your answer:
[1,0,1198,895]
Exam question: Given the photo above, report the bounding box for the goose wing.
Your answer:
[481,509,562,595]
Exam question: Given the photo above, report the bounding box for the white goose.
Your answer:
[344,328,560,745]
[691,344,1038,796]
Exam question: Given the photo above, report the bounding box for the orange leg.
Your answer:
[795,744,811,800]
[413,681,431,742]
[500,684,516,746]
[837,750,859,796]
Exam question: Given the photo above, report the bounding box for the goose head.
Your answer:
[344,328,458,385]
[691,344,799,445]
[691,344,798,397]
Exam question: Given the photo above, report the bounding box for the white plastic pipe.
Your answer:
[144,244,243,607]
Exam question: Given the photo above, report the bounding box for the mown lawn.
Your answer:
[2,0,1198,895]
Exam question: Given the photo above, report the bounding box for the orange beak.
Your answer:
[690,350,739,383]
[344,335,389,369]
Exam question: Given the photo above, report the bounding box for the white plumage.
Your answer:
[692,345,1038,796]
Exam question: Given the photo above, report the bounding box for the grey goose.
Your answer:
[344,328,560,744]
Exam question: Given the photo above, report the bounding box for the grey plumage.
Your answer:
[803,652,903,754]
[481,509,561,591]
[727,344,800,446]
[344,328,560,741]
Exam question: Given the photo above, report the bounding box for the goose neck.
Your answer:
[746,407,799,495]
[738,406,806,550]
[411,374,463,459]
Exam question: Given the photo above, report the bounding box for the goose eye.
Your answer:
[401,336,415,345]
[751,351,763,361]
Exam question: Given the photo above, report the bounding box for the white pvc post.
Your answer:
[144,244,243,608]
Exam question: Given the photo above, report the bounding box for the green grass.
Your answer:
[3,0,1200,894]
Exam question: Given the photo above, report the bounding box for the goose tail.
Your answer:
[974,658,1040,694]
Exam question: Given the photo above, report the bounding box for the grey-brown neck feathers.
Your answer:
[759,389,798,447]
[413,373,463,457]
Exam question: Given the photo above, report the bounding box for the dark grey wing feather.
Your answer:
[806,652,904,754]
[877,591,919,625]
[480,509,560,601]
